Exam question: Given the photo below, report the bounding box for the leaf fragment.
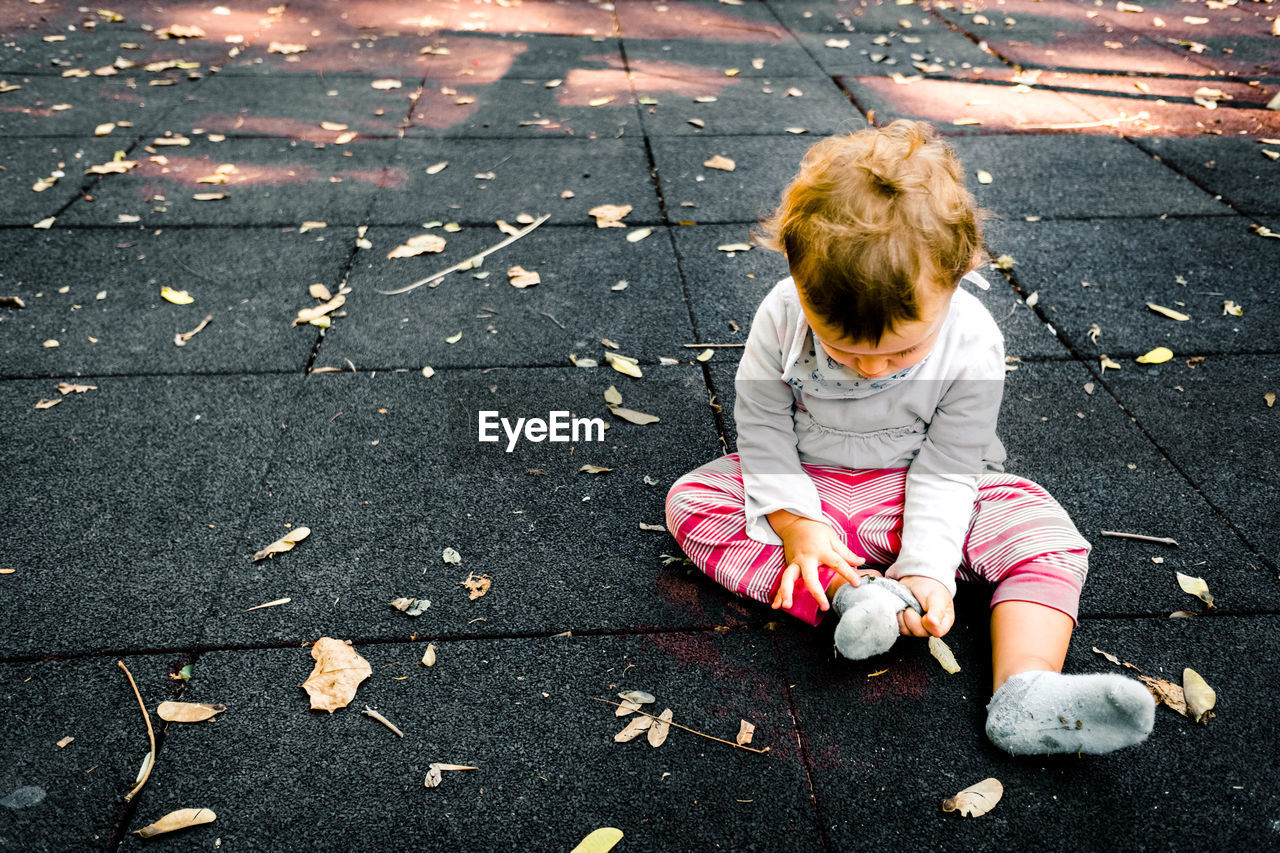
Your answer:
[648,708,673,747]
[604,351,642,378]
[422,643,437,666]
[1147,302,1189,322]
[579,464,612,474]
[717,242,752,253]
[426,161,448,175]
[614,715,652,742]
[696,348,714,362]
[57,382,97,394]
[389,597,431,616]
[293,294,345,326]
[371,79,402,90]
[928,636,960,673]
[35,398,61,410]
[1182,668,1216,724]
[735,719,755,746]
[1223,300,1242,316]
[309,283,332,300]
[1175,572,1215,608]
[571,828,624,853]
[507,265,541,287]
[618,690,655,704]
[156,701,225,722]
[942,778,1003,817]
[1266,392,1276,408]
[609,406,659,425]
[975,170,993,184]
[387,233,446,258]
[160,286,194,305]
[626,227,651,243]
[588,204,631,228]
[442,547,462,565]
[615,699,640,717]
[253,526,311,561]
[604,385,623,405]
[1136,346,1173,364]
[703,154,736,171]
[301,637,371,712]
[462,572,491,600]
[134,808,216,838]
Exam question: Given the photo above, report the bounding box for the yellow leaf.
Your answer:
[156,701,225,722]
[1136,346,1173,364]
[1182,668,1216,724]
[703,154,736,171]
[990,254,1016,270]
[604,385,623,405]
[588,96,614,107]
[333,131,357,145]
[604,352,642,378]
[134,808,216,838]
[161,286,194,305]
[571,828,624,853]
[1099,354,1122,372]
[696,348,714,362]
[1223,300,1243,316]
[626,227,651,243]
[301,637,371,713]
[928,636,960,673]
[94,122,115,136]
[608,405,659,425]
[446,331,462,344]
[253,526,311,561]
[942,778,1003,817]
[1175,571,1215,608]
[1146,302,1189,322]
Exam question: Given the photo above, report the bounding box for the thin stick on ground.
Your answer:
[592,698,770,754]
[377,214,551,296]
[363,706,405,738]
[1100,530,1179,546]
[117,660,155,803]
[681,343,745,349]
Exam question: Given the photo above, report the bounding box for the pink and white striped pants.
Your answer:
[665,454,1090,627]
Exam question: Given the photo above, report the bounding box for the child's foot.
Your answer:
[985,670,1156,755]
[831,577,922,661]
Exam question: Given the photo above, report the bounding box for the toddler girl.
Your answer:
[666,121,1155,755]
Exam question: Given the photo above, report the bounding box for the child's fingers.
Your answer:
[897,608,930,638]
[800,562,829,611]
[773,562,800,609]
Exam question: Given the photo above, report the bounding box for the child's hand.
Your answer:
[895,576,954,638]
[769,516,867,612]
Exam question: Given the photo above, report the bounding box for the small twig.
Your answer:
[176,314,212,343]
[378,214,551,295]
[539,311,566,329]
[592,698,770,754]
[681,343,744,349]
[1100,530,1179,546]
[1018,113,1150,131]
[245,597,291,611]
[363,706,405,738]
[117,660,156,803]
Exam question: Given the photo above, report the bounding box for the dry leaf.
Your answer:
[703,154,735,171]
[507,265,541,288]
[390,597,431,616]
[253,526,311,561]
[696,349,714,362]
[268,41,307,54]
[462,572,491,600]
[424,762,478,788]
[717,243,752,253]
[94,122,115,137]
[735,719,755,746]
[1223,300,1243,316]
[976,170,993,184]
[1140,674,1187,716]
[1266,392,1276,408]
[589,96,614,107]
[612,692,655,709]
[615,699,640,717]
[426,161,448,175]
[387,234,446,258]
[57,736,74,748]
[990,254,1016,270]
[942,778,1003,817]
[1100,354,1122,372]
[609,406,659,425]
[1147,302,1190,322]
[156,24,206,39]
[35,398,61,410]
[648,708,673,747]
[572,828,624,853]
[156,701,225,722]
[33,217,56,229]
[1182,668,1216,724]
[371,79,402,90]
[301,637,371,713]
[928,636,960,673]
[1175,572,1215,608]
[309,283,332,300]
[293,294,345,326]
[160,286,194,305]
[320,121,348,132]
[422,643,437,666]
[626,227,651,243]
[604,351,642,378]
[42,338,59,348]
[446,331,462,344]
[1136,346,1173,364]
[134,808,216,838]
[442,547,462,564]
[604,385,623,405]
[588,204,632,228]
[614,715,652,742]
[57,382,96,394]
[579,464,612,474]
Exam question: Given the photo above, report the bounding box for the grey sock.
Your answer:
[830,578,921,661]
[985,670,1156,756]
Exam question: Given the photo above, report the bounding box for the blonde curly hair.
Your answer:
[756,120,985,345]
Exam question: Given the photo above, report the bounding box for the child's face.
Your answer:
[799,286,952,380]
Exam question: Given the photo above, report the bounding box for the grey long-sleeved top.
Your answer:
[733,272,1007,595]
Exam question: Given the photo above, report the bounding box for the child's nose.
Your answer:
[855,357,891,378]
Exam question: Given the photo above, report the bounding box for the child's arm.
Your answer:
[736,285,864,609]
[888,336,1006,633]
